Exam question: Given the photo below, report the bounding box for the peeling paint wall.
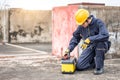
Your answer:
[9,8,52,43]
[52,5,79,57]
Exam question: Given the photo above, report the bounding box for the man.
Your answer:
[63,9,110,75]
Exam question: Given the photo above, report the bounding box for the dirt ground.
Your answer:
[0,53,120,80]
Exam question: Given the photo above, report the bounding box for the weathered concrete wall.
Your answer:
[0,10,3,42]
[83,6,120,57]
[0,8,11,43]
[0,10,5,42]
[9,8,52,43]
[52,5,120,58]
[0,27,2,42]
[0,25,2,42]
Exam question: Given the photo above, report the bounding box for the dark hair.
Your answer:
[88,15,93,19]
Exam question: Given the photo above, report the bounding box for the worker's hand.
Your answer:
[62,48,70,60]
[65,48,70,54]
[81,38,90,49]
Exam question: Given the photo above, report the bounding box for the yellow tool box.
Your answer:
[61,58,76,74]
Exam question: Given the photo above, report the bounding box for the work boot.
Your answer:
[94,68,104,75]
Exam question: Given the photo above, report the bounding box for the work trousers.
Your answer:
[76,42,108,70]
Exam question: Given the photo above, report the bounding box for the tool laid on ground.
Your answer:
[61,53,76,74]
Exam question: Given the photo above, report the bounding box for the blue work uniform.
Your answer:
[68,15,109,70]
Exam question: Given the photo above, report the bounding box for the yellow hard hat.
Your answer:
[75,9,89,25]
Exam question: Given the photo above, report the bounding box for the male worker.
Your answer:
[63,9,111,75]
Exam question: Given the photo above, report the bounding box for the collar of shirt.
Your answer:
[89,15,96,26]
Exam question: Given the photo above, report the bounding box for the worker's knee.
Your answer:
[76,62,89,70]
[76,64,84,70]
[95,42,108,53]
